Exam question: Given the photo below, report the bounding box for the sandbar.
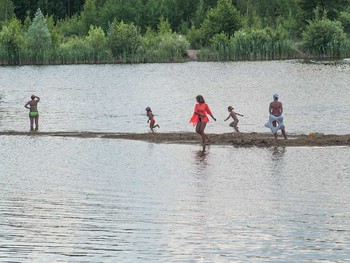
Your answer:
[1,131,349,147]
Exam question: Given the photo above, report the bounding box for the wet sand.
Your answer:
[1,131,350,147]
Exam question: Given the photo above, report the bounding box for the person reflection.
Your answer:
[194,147,209,167]
[271,146,286,160]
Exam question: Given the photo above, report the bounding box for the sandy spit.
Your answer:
[1,131,350,147]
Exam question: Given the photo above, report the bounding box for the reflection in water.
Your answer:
[270,146,286,176]
[271,146,286,160]
[1,131,350,262]
[194,147,209,166]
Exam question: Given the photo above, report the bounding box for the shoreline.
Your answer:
[1,131,349,147]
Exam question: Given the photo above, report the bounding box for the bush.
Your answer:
[199,27,295,61]
[85,25,112,62]
[339,11,350,35]
[0,18,25,64]
[186,25,204,49]
[200,0,242,43]
[138,21,189,63]
[57,36,94,63]
[302,17,349,58]
[107,20,142,59]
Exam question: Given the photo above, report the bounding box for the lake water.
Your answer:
[1,61,350,134]
[0,61,350,262]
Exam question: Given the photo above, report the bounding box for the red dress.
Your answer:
[189,103,212,125]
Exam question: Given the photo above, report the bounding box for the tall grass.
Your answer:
[199,28,297,61]
[0,32,189,65]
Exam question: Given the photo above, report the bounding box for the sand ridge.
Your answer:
[1,131,350,147]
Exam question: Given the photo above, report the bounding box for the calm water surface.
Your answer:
[0,61,350,134]
[0,137,349,262]
[0,61,350,262]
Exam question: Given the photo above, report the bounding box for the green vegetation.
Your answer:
[1,0,350,65]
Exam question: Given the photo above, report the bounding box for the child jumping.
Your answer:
[145,107,160,132]
[224,106,243,133]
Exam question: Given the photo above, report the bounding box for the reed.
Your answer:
[198,28,296,61]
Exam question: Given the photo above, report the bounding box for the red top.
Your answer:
[189,103,212,125]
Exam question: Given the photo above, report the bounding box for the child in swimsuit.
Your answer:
[145,107,160,132]
[224,106,243,133]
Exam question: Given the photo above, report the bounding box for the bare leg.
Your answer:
[34,116,39,131]
[272,121,278,139]
[230,120,240,133]
[149,123,154,132]
[196,121,207,145]
[281,128,287,139]
[29,117,34,131]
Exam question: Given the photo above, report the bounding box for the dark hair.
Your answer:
[31,95,35,100]
[228,106,233,111]
[196,95,205,104]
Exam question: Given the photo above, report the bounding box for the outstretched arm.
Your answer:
[224,114,230,121]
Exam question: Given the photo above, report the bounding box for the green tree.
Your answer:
[85,25,111,61]
[107,19,141,57]
[0,18,24,63]
[0,0,15,26]
[45,15,61,48]
[302,17,349,57]
[200,0,242,42]
[13,0,84,21]
[192,0,206,28]
[99,0,143,31]
[339,11,350,34]
[298,0,350,22]
[56,14,84,37]
[25,8,52,59]
[81,0,99,34]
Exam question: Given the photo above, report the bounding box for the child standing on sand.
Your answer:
[224,106,243,133]
[145,107,160,132]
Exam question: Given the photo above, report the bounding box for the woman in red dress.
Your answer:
[190,95,216,145]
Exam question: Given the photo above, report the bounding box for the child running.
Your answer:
[145,107,160,132]
[224,106,243,133]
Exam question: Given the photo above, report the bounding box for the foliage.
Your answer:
[80,0,99,34]
[57,36,93,63]
[0,0,15,26]
[0,18,24,63]
[298,0,350,22]
[85,25,111,62]
[12,0,84,21]
[1,0,350,64]
[199,27,295,61]
[56,15,84,37]
[26,8,52,55]
[107,20,141,57]
[200,0,242,43]
[339,11,350,34]
[138,20,189,63]
[186,25,204,49]
[302,17,349,57]
[45,15,61,48]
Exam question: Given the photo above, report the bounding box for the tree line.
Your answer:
[1,0,350,65]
